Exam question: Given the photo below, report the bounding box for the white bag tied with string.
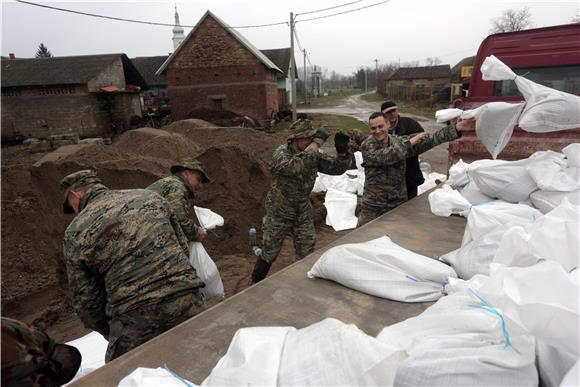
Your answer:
[428,184,471,217]
[308,236,457,302]
[119,367,196,387]
[324,187,358,231]
[563,143,580,167]
[376,290,537,387]
[481,55,580,133]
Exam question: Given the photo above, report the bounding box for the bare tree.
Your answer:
[490,8,533,33]
[425,57,442,66]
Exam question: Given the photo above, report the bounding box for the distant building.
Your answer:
[131,55,170,114]
[386,65,451,102]
[260,48,297,108]
[450,56,475,100]
[156,10,283,121]
[1,54,146,141]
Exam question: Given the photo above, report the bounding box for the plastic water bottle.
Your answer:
[248,226,256,251]
[252,246,263,256]
[420,161,432,176]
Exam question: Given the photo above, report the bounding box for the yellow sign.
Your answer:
[460,66,473,78]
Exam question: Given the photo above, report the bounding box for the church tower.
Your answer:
[172,6,185,50]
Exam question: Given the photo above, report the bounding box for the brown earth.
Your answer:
[1,120,351,342]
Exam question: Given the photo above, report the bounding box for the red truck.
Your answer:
[449,23,580,166]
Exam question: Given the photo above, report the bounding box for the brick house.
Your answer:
[156,10,283,121]
[260,48,296,108]
[385,65,451,102]
[450,56,475,100]
[1,54,146,141]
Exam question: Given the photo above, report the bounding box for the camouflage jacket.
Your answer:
[147,174,202,241]
[269,143,354,206]
[361,124,460,211]
[1,317,59,387]
[63,185,204,337]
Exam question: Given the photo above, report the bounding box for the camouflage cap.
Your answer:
[170,159,210,183]
[60,170,102,214]
[287,119,317,140]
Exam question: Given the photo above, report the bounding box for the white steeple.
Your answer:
[172,6,185,50]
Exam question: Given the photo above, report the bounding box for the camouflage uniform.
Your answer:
[358,124,461,225]
[1,317,60,387]
[147,160,210,242]
[61,170,205,362]
[261,121,355,265]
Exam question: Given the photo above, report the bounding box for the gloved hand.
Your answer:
[334,131,350,154]
[312,125,330,146]
[251,258,272,283]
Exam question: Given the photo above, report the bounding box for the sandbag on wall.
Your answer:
[530,189,580,214]
[481,55,580,133]
[308,236,457,302]
[324,187,358,231]
[428,184,471,217]
[203,318,405,386]
[376,290,538,387]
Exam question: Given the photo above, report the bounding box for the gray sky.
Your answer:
[1,0,578,75]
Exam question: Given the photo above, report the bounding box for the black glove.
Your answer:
[334,131,350,154]
[312,125,330,145]
[251,258,272,283]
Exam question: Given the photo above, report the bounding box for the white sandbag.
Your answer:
[324,188,358,231]
[563,143,580,168]
[435,108,463,123]
[447,159,507,190]
[559,359,579,387]
[462,102,525,159]
[194,206,224,230]
[530,188,580,214]
[481,55,580,133]
[470,158,536,203]
[204,319,404,386]
[537,340,578,387]
[119,367,196,387]
[493,199,580,272]
[461,200,542,246]
[202,326,292,386]
[308,236,457,302]
[313,172,364,195]
[417,171,447,195]
[458,179,494,205]
[66,331,108,383]
[441,223,512,280]
[189,242,224,298]
[278,318,405,386]
[428,184,471,217]
[525,151,579,191]
[377,290,537,387]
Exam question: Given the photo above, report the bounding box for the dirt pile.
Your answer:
[1,120,301,340]
[186,107,260,127]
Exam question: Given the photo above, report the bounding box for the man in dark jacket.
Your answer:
[381,100,425,199]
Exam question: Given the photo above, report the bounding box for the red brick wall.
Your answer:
[166,15,279,120]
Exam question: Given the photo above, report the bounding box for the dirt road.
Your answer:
[300,93,451,172]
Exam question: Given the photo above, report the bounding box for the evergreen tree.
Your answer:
[35,43,52,58]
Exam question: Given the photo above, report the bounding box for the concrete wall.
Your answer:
[166,16,279,120]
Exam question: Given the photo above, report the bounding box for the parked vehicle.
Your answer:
[449,23,580,166]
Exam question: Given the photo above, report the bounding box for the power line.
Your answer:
[296,0,392,23]
[14,0,288,29]
[295,1,363,16]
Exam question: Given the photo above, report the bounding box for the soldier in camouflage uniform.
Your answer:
[61,170,205,362]
[358,112,475,225]
[251,119,354,283]
[1,317,81,387]
[147,159,211,242]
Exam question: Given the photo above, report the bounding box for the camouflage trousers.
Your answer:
[105,290,204,362]
[357,202,395,226]
[261,196,316,265]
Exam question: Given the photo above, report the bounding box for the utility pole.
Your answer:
[303,49,307,104]
[289,12,297,121]
[364,68,368,93]
[374,58,379,92]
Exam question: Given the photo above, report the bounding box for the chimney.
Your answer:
[9,53,15,59]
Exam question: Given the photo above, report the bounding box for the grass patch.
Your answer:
[361,92,446,120]
[308,113,369,134]
[298,88,362,108]
[359,92,384,104]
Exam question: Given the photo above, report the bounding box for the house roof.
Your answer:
[1,53,147,88]
[388,65,451,80]
[131,56,168,86]
[156,10,282,76]
[260,48,297,77]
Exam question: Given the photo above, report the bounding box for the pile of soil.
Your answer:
[187,107,258,128]
[1,120,344,341]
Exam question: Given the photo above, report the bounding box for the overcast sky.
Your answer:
[2,0,578,75]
